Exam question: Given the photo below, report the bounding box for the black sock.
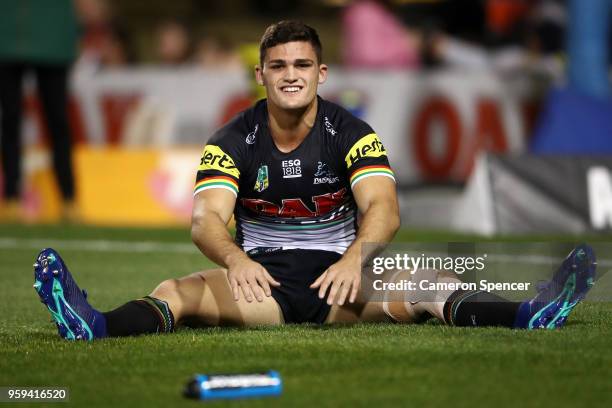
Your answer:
[103,296,175,337]
[443,290,521,328]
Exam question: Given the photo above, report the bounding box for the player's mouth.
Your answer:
[280,85,303,94]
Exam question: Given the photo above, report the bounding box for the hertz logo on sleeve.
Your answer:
[345,133,387,168]
[198,145,240,178]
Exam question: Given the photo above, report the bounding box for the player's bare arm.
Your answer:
[191,190,279,303]
[311,176,400,306]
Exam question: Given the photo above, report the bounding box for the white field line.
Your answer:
[387,250,612,268]
[1,237,611,268]
[486,253,612,268]
[0,237,198,254]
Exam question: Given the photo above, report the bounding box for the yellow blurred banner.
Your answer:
[24,146,201,226]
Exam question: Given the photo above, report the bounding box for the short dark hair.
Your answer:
[259,20,322,66]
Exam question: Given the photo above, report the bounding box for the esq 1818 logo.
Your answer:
[282,159,302,179]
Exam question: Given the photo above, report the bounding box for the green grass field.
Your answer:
[1,225,611,407]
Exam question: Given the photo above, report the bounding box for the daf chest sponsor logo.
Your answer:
[313,161,339,184]
[241,188,348,217]
[324,116,337,136]
[282,159,302,178]
[254,165,269,192]
[246,124,258,145]
[198,145,239,177]
[345,133,387,168]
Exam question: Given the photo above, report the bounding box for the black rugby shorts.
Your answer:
[246,247,341,324]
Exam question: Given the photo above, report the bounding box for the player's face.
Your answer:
[256,41,328,111]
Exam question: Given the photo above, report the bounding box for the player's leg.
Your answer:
[324,266,454,324]
[325,298,388,323]
[386,267,523,327]
[324,269,437,324]
[101,269,283,337]
[324,265,446,324]
[33,248,283,340]
[149,269,283,327]
[328,244,596,329]
[425,244,596,328]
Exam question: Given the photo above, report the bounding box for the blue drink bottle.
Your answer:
[184,371,282,400]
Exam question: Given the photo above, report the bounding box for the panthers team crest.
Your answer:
[314,161,339,185]
[254,165,269,192]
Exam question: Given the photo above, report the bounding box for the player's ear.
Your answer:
[318,63,328,85]
[255,65,264,86]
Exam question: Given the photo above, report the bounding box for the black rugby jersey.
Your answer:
[193,96,395,254]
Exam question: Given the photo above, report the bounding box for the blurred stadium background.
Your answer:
[2,1,612,406]
[1,0,610,234]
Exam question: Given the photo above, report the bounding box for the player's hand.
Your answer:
[227,257,280,303]
[310,258,361,306]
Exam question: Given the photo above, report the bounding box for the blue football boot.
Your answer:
[514,244,596,329]
[33,248,107,340]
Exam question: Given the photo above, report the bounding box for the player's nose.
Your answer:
[284,65,298,81]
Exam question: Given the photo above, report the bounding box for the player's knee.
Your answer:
[381,269,420,323]
[381,268,456,323]
[410,267,441,284]
[436,269,460,281]
[150,278,180,302]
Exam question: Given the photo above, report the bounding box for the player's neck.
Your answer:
[267,98,318,153]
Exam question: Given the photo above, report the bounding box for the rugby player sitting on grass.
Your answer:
[33,21,596,340]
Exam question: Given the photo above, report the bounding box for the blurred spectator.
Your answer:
[195,36,243,71]
[395,0,486,50]
[525,0,566,55]
[218,43,265,125]
[0,0,79,222]
[485,0,532,46]
[73,0,135,79]
[98,23,136,68]
[156,19,192,66]
[75,0,113,54]
[342,0,420,69]
[76,21,135,74]
[425,0,566,79]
